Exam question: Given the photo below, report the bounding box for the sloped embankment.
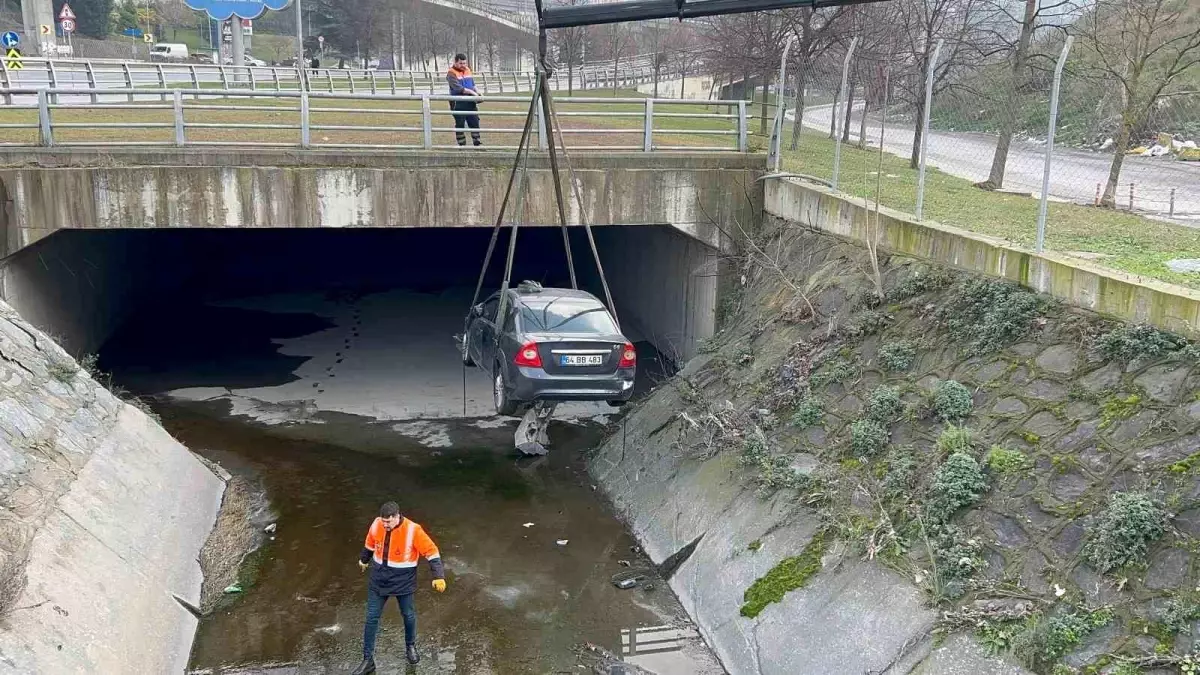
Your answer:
[0,299,224,672]
[591,217,1200,675]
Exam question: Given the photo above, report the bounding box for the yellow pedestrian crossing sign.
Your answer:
[4,47,21,70]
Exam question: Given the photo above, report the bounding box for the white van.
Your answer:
[149,43,189,62]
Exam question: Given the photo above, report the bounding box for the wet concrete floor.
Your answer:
[101,291,720,675]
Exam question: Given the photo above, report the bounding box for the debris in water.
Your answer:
[264,523,277,534]
[315,624,341,635]
[223,584,243,594]
[522,522,535,528]
[556,539,569,546]
[611,571,648,589]
[617,560,631,567]
[295,595,319,604]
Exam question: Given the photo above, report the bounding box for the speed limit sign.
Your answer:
[61,18,76,33]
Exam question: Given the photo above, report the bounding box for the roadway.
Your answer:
[796,104,1200,221]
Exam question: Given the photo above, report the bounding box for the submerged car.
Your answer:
[463,282,636,415]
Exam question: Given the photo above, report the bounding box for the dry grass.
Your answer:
[197,474,257,613]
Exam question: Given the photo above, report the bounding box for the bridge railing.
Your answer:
[0,88,750,153]
[0,58,685,99]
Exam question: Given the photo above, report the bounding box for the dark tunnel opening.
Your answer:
[0,226,720,415]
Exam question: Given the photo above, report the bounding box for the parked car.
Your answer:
[149,43,189,62]
[463,282,636,415]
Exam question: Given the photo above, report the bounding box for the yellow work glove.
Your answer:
[358,561,369,572]
[432,579,447,593]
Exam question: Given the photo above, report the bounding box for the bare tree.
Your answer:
[783,7,850,150]
[977,0,1081,189]
[896,0,995,169]
[1077,0,1200,207]
[547,0,591,94]
[600,22,635,94]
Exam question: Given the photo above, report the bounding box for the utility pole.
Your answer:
[231,14,245,70]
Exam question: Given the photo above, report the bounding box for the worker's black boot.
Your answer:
[406,644,421,664]
[350,656,375,675]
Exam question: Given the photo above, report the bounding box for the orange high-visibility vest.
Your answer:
[364,517,440,569]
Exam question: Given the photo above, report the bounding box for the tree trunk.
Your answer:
[612,55,619,94]
[981,0,1037,189]
[789,60,807,151]
[569,62,574,95]
[909,92,925,169]
[760,77,769,137]
[829,78,841,139]
[1101,115,1133,207]
[653,63,660,97]
[842,77,856,143]
[857,75,870,149]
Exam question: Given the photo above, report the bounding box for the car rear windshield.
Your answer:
[520,299,617,334]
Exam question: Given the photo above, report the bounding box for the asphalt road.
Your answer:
[795,104,1200,220]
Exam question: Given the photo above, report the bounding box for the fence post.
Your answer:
[272,66,281,91]
[1170,188,1176,218]
[156,64,167,100]
[189,65,201,99]
[173,90,185,146]
[1035,36,1074,254]
[46,60,58,104]
[915,38,943,220]
[300,90,311,148]
[37,90,52,147]
[84,61,98,103]
[218,65,230,90]
[737,100,748,152]
[421,93,432,149]
[537,96,548,151]
[769,34,796,172]
[643,99,654,152]
[831,37,859,192]
[389,70,397,95]
[122,62,134,102]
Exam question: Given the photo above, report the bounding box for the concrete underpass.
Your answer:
[0,225,719,421]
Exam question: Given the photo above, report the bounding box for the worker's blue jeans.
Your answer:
[362,589,416,657]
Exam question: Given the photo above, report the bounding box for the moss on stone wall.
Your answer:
[739,532,827,619]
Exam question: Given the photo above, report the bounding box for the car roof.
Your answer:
[509,286,602,305]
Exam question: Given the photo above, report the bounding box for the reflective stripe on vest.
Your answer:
[370,518,424,568]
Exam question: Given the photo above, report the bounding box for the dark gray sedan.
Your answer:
[462,284,636,415]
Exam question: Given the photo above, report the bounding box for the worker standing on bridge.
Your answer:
[351,501,446,674]
[447,53,483,147]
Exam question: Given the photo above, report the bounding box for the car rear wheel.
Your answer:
[493,366,518,416]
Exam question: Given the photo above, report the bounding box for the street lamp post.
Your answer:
[295,0,306,88]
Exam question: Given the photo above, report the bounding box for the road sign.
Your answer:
[122,27,143,38]
[39,24,51,36]
[61,18,75,33]
[0,32,17,48]
[4,47,21,70]
[183,0,289,22]
[317,35,324,46]
[58,3,76,21]
[143,33,154,43]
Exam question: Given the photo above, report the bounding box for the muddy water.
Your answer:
[101,293,720,675]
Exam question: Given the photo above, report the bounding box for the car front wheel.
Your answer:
[493,366,518,416]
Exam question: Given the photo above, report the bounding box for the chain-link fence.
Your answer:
[745,29,1200,286]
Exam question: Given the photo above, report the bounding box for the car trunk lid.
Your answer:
[527,333,627,375]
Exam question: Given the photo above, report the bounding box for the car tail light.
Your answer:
[618,343,636,368]
[514,341,543,368]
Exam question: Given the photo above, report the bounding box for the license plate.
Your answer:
[560,354,604,366]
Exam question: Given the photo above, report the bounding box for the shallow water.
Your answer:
[101,289,719,675]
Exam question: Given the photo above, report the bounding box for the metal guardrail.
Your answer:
[0,88,751,153]
[0,58,694,100]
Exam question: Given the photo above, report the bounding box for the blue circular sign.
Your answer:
[1,32,19,49]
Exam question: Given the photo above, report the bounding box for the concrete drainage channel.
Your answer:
[0,226,728,673]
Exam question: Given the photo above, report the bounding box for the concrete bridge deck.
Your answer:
[0,149,764,258]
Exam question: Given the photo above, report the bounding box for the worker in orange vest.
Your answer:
[351,501,446,674]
